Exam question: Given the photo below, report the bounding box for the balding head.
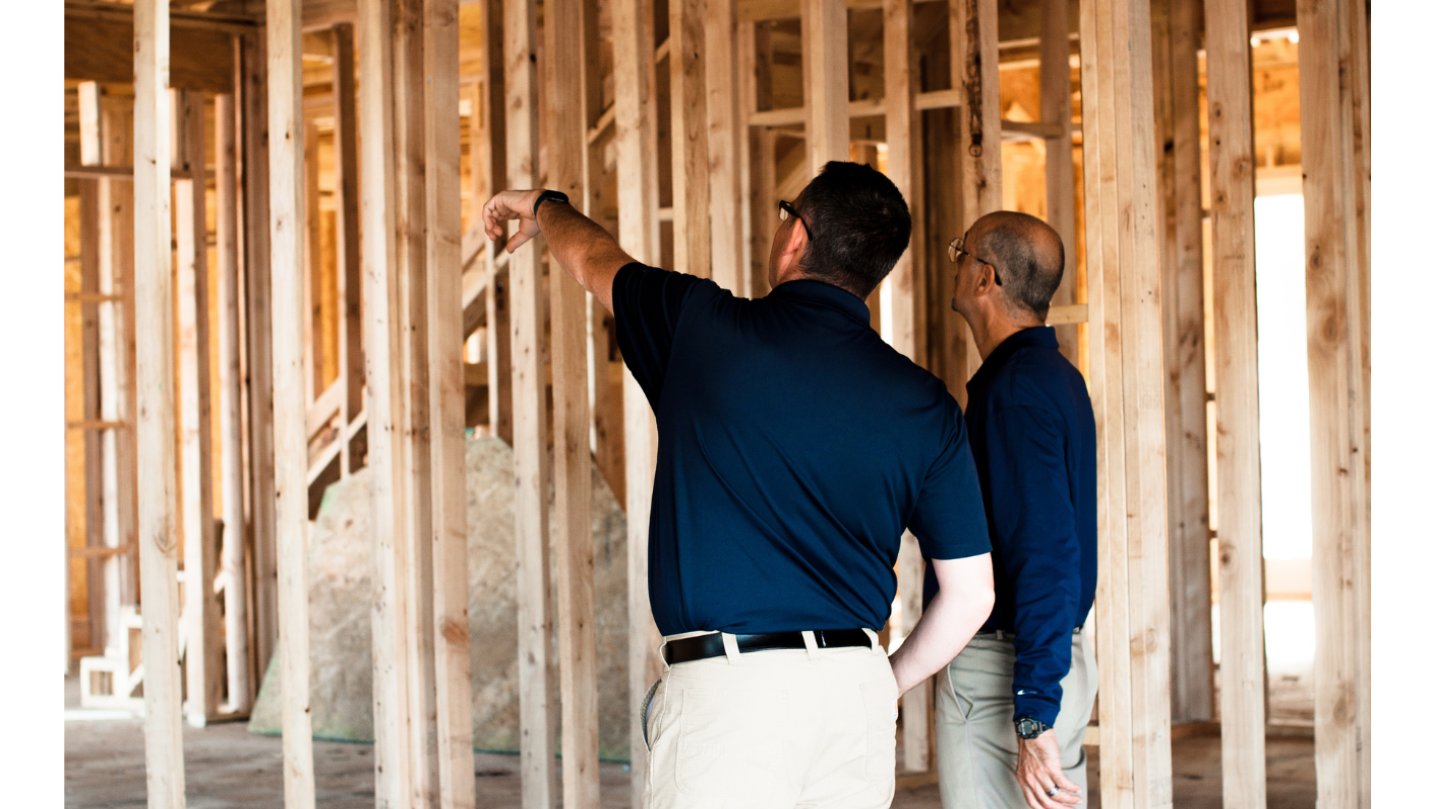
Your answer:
[967,211,1065,320]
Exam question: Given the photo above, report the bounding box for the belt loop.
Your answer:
[863,627,881,651]
[658,637,671,671]
[721,632,742,664]
[802,630,819,658]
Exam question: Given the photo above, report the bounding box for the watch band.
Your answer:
[533,189,570,218]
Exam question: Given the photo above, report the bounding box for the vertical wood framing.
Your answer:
[332,25,364,472]
[133,0,187,802]
[883,0,932,775]
[1078,0,1176,807]
[1040,0,1078,362]
[670,0,711,279]
[98,95,139,656]
[1297,0,1371,805]
[393,0,441,798]
[543,0,601,806]
[304,118,324,405]
[1166,0,1213,726]
[423,0,478,806]
[612,0,664,800]
[503,1,557,805]
[1205,0,1266,802]
[214,89,252,712]
[77,82,108,655]
[801,0,849,173]
[479,0,514,446]
[950,0,1002,383]
[240,31,280,686]
[266,0,318,804]
[358,0,417,803]
[175,90,224,725]
[706,0,743,293]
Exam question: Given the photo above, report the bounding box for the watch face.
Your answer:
[1016,718,1042,739]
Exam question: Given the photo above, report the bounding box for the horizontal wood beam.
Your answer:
[66,9,234,91]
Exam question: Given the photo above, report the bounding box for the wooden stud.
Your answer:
[478,0,513,446]
[1297,0,1371,805]
[77,81,108,656]
[175,89,224,726]
[357,1,416,803]
[1078,0,1176,807]
[706,0,744,294]
[1205,0,1266,802]
[424,0,478,805]
[214,88,252,712]
[98,94,141,655]
[133,0,187,803]
[542,2,600,804]
[393,0,441,797]
[951,0,1002,384]
[332,24,364,473]
[670,0,711,279]
[304,119,325,406]
[240,30,280,687]
[612,0,664,800]
[265,0,319,804]
[801,0,849,173]
[1039,0,1078,361]
[1165,0,1213,727]
[504,1,557,805]
[882,0,933,775]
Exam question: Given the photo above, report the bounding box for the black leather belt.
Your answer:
[663,629,872,665]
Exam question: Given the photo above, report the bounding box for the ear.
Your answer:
[775,215,810,278]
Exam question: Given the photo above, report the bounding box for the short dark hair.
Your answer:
[796,161,912,298]
[981,214,1065,319]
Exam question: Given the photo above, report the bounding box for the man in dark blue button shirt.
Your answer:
[929,212,1097,809]
[483,162,995,808]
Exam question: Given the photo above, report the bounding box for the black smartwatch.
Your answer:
[1014,716,1049,740]
[532,189,570,218]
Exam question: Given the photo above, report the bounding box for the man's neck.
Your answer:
[970,312,1043,361]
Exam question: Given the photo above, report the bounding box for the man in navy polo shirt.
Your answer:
[932,211,1097,809]
[483,162,995,809]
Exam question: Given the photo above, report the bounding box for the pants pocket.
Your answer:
[861,673,899,780]
[943,665,976,721]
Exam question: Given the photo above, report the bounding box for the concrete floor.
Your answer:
[65,678,1316,808]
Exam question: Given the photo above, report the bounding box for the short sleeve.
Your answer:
[611,262,706,408]
[907,402,991,560]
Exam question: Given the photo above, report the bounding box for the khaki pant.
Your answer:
[644,630,898,809]
[935,633,1098,809]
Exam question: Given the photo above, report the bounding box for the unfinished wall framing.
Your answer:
[60,0,1370,806]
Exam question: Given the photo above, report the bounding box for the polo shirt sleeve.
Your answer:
[907,402,990,561]
[984,402,1082,727]
[611,262,707,409]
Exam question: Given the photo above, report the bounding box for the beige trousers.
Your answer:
[935,633,1098,809]
[644,630,898,809]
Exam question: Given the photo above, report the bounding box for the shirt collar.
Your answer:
[768,279,871,325]
[969,326,1060,389]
